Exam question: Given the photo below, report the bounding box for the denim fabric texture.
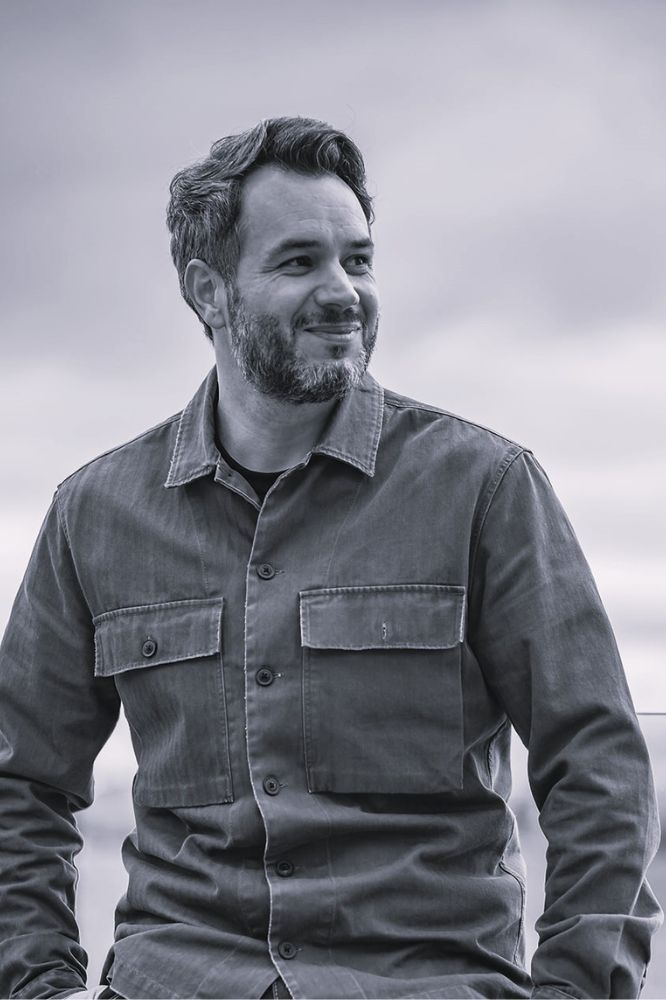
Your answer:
[0,367,661,999]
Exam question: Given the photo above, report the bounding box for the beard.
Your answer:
[226,286,378,404]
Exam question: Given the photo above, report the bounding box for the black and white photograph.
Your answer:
[1,2,665,998]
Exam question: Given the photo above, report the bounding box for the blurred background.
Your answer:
[1,0,665,994]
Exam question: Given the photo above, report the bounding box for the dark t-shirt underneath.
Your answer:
[218,442,284,502]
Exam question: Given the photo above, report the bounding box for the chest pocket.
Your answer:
[93,597,233,808]
[300,584,465,795]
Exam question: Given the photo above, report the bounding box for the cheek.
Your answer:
[251,285,313,323]
[360,284,380,322]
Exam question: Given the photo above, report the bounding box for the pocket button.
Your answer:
[141,637,157,658]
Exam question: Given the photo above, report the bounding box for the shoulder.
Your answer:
[381,385,528,472]
[55,411,181,511]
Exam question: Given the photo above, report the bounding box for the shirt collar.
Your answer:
[164,369,220,488]
[164,367,384,488]
[311,371,384,476]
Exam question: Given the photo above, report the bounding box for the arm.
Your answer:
[0,492,120,998]
[468,450,662,999]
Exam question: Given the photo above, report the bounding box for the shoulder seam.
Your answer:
[54,488,94,614]
[383,393,522,449]
[54,488,73,550]
[468,445,527,586]
[56,413,180,490]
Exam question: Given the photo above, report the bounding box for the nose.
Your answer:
[313,263,360,310]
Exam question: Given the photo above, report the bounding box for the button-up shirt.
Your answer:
[0,368,661,1000]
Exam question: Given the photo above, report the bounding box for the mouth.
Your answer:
[300,324,362,341]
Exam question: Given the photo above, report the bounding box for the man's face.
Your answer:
[224,164,379,404]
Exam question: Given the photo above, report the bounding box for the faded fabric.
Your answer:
[0,368,660,999]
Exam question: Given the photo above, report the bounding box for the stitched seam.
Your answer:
[167,463,217,487]
[485,719,506,787]
[315,379,383,475]
[372,383,384,445]
[301,583,465,595]
[210,599,234,803]
[383,393,524,448]
[92,597,222,623]
[302,641,461,650]
[96,648,220,674]
[302,645,314,791]
[362,380,384,473]
[241,516,280,980]
[138,790,233,807]
[468,446,526,586]
[301,601,315,790]
[54,488,73,549]
[315,444,362,462]
[94,600,221,675]
[220,476,262,511]
[54,489,94,616]
[55,414,181,491]
[498,858,526,964]
[139,775,233,796]
[298,595,308,646]
[300,585,465,647]
[165,401,189,486]
[314,444,373,474]
[314,381,383,475]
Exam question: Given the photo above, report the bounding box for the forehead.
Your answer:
[237,164,370,256]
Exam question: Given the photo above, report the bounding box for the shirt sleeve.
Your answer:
[0,491,121,998]
[468,449,662,999]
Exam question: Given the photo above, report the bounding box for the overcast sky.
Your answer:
[1,0,665,710]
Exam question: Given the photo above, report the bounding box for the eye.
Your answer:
[345,254,373,272]
[281,255,312,270]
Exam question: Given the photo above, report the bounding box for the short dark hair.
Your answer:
[166,117,374,340]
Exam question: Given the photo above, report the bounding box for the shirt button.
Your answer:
[278,941,297,960]
[276,859,295,878]
[141,638,157,658]
[263,775,281,795]
[256,563,276,580]
[256,667,275,686]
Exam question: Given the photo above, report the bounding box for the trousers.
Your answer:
[260,977,292,998]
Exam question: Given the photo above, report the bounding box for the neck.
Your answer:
[213,339,338,473]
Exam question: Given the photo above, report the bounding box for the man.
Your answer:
[0,117,661,1000]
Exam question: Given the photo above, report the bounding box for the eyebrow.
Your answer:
[267,236,375,258]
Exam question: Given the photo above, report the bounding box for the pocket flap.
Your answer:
[93,598,223,676]
[300,585,465,650]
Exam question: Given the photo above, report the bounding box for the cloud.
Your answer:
[1,1,665,709]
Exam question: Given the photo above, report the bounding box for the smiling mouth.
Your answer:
[301,324,362,340]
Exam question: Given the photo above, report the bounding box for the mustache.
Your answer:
[293,307,364,329]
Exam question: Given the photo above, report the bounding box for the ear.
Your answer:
[184,259,230,330]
